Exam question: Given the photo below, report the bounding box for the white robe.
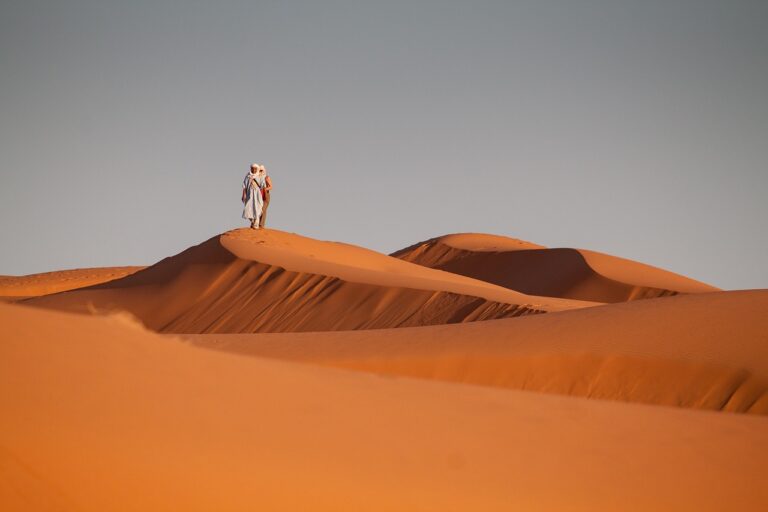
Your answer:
[242,172,265,221]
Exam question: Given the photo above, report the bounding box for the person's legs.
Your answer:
[249,207,258,229]
[259,192,270,228]
[252,202,262,229]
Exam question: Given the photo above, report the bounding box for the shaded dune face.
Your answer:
[25,236,543,333]
[393,236,717,303]
[407,246,677,302]
[187,290,768,415]
[324,352,768,415]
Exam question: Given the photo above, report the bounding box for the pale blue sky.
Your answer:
[1,0,766,289]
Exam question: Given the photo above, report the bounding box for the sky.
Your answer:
[1,0,767,290]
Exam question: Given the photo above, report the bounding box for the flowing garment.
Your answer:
[242,172,265,222]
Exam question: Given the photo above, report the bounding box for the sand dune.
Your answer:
[24,229,593,333]
[393,233,719,302]
[0,266,143,302]
[3,228,767,510]
[2,302,767,511]
[187,290,768,415]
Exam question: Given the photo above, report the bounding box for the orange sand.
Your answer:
[393,233,719,302]
[188,290,768,414]
[25,230,594,333]
[2,302,767,511]
[0,267,143,301]
[3,228,766,511]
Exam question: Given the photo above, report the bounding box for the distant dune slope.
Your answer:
[2,303,767,511]
[392,233,719,303]
[24,230,592,333]
[0,266,143,301]
[187,290,768,415]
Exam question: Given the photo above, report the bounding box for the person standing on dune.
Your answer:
[242,163,265,229]
[258,165,272,228]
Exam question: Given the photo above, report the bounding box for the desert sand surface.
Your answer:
[0,266,143,302]
[187,290,768,414]
[3,228,767,510]
[393,233,719,302]
[2,302,768,512]
[24,229,594,333]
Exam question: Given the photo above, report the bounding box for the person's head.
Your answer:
[258,164,267,175]
[250,163,260,174]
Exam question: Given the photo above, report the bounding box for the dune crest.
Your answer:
[392,233,719,303]
[0,266,143,301]
[25,230,594,333]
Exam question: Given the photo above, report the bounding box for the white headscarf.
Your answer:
[244,168,263,189]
